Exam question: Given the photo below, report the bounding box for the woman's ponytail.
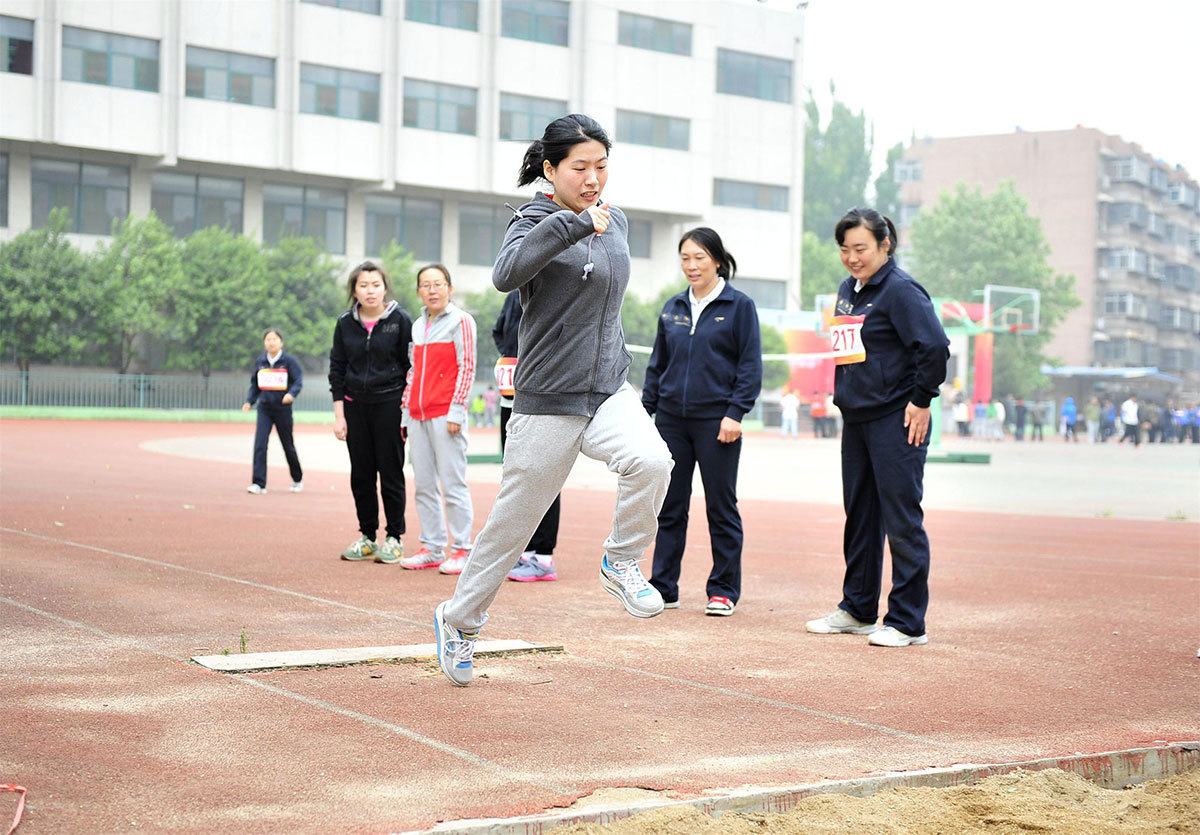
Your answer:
[517,139,546,187]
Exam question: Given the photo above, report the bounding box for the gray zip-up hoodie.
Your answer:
[493,192,632,417]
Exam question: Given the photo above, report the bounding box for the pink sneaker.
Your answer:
[399,547,444,570]
[507,555,557,582]
[438,549,470,575]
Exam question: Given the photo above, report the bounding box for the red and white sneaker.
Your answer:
[705,596,736,616]
[438,549,470,575]
[399,547,444,570]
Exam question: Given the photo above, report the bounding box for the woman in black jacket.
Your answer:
[328,261,414,565]
[642,228,762,616]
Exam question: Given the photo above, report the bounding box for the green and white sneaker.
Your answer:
[374,536,404,564]
[340,536,377,561]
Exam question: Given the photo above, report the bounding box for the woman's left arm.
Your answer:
[726,297,763,421]
[284,354,303,404]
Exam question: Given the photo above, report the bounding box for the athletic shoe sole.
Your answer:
[508,572,557,582]
[599,567,664,619]
[341,552,375,561]
[401,561,443,570]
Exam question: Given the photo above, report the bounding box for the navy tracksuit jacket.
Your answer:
[246,351,304,488]
[642,281,762,604]
[832,258,949,636]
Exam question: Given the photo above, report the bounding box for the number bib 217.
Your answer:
[830,315,866,366]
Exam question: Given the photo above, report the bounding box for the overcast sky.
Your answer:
[793,0,1199,185]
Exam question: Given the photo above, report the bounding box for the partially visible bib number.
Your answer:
[830,315,867,366]
[257,368,289,391]
[494,357,517,398]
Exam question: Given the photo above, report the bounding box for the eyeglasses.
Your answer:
[419,282,449,291]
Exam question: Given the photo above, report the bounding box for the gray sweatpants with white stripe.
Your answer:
[444,383,673,633]
[408,415,474,554]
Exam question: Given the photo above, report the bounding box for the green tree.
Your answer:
[378,242,421,319]
[873,141,905,220]
[457,286,507,381]
[170,226,269,379]
[0,209,101,371]
[759,323,790,390]
[95,213,184,372]
[907,181,1081,395]
[800,231,845,310]
[804,91,873,241]
[260,236,342,367]
[622,284,678,389]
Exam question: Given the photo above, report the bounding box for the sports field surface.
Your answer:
[2,418,1197,832]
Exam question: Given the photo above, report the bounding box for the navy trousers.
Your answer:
[344,396,406,541]
[252,404,303,488]
[839,409,931,636]
[650,411,743,604]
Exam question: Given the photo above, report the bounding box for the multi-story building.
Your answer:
[0,0,806,313]
[895,127,1200,393]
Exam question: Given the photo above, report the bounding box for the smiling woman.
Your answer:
[805,206,950,648]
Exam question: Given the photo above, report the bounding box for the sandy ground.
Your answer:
[555,768,1200,834]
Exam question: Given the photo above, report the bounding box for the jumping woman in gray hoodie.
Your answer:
[434,114,674,686]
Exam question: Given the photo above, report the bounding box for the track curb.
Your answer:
[405,742,1199,834]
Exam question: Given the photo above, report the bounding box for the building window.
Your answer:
[616,109,689,151]
[626,217,651,258]
[737,278,787,310]
[365,194,442,260]
[713,178,788,212]
[32,158,129,234]
[263,184,346,253]
[2,15,33,75]
[1147,254,1166,280]
[1148,166,1169,193]
[300,63,379,122]
[716,48,791,103]
[1159,348,1192,371]
[1159,307,1194,331]
[1108,156,1151,186]
[0,153,7,227]
[501,0,569,46]
[150,173,243,238]
[301,0,381,14]
[1103,292,1147,318]
[458,202,510,266]
[406,0,478,30]
[1106,247,1149,273]
[62,26,159,92]
[1165,264,1196,291]
[895,159,922,183]
[499,92,566,141]
[1167,181,1198,210]
[185,47,274,107]
[403,78,476,134]
[898,203,921,227]
[617,11,691,56]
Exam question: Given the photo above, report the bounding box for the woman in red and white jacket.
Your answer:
[400,264,478,575]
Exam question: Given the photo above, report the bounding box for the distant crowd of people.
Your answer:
[949,393,1200,445]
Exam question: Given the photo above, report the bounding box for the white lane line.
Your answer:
[582,658,974,755]
[0,595,576,796]
[1,526,426,625]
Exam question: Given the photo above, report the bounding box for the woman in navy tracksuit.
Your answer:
[643,228,762,616]
[243,328,304,494]
[805,207,949,647]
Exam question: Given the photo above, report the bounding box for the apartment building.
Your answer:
[0,0,806,310]
[895,127,1200,392]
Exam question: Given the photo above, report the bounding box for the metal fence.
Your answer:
[0,369,330,411]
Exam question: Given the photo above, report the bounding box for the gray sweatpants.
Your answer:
[408,415,474,554]
[444,383,673,633]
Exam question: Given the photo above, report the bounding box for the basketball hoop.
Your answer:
[1008,323,1033,335]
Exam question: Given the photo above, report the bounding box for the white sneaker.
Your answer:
[599,554,663,618]
[246,484,266,495]
[805,608,878,634]
[868,626,928,647]
[290,481,303,493]
[438,550,469,575]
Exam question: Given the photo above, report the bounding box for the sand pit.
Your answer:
[554,768,1200,834]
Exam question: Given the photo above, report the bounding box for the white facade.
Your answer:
[0,0,806,307]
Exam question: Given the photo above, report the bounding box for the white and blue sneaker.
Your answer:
[434,601,478,686]
[599,554,664,618]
